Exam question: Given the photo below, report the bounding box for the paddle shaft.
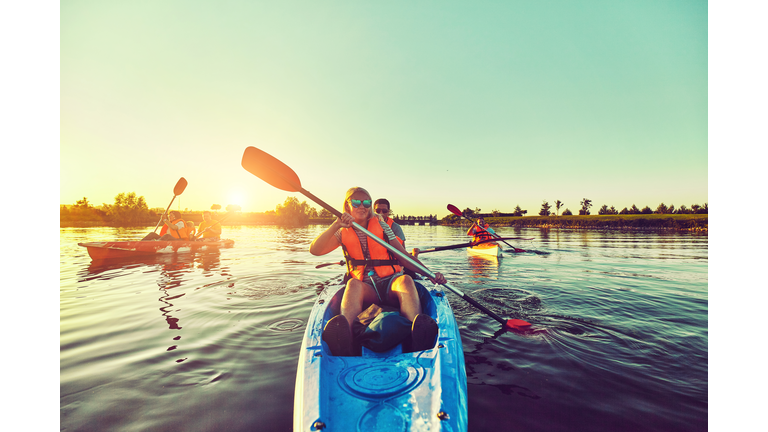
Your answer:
[153,197,179,233]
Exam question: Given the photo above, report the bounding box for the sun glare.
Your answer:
[228,192,245,210]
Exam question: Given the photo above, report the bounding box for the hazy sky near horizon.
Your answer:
[61,0,707,216]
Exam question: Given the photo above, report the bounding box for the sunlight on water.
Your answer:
[61,225,707,431]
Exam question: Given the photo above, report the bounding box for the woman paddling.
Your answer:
[309,187,446,356]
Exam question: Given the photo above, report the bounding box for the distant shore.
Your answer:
[60,213,707,232]
[460,214,708,232]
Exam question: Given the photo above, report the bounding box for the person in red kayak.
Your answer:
[467,217,496,244]
[159,211,194,241]
[194,211,222,241]
[310,187,445,356]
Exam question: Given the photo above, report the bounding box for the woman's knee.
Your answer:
[391,275,416,294]
[344,279,376,303]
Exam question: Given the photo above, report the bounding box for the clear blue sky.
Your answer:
[58,0,708,216]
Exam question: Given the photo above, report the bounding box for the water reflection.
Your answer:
[467,254,501,282]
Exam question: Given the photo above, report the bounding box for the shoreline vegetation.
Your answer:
[60,212,707,232]
[60,194,707,232]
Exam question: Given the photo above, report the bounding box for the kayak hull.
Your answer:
[467,242,501,257]
[77,239,235,260]
[293,281,468,431]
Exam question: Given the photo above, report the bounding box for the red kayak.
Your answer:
[78,239,235,260]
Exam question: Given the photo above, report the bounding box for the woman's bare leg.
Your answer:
[340,278,379,331]
[389,275,421,322]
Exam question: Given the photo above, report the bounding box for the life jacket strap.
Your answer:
[348,259,400,267]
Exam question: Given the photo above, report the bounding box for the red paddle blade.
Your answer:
[514,248,526,253]
[173,177,188,196]
[505,319,532,331]
[447,204,462,216]
[241,147,302,192]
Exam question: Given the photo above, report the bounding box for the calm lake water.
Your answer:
[60,225,708,431]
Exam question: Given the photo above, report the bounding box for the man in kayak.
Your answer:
[159,211,194,241]
[310,187,446,356]
[467,217,496,244]
[374,198,405,246]
[195,211,222,241]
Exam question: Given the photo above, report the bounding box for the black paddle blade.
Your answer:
[174,177,188,196]
[241,147,302,192]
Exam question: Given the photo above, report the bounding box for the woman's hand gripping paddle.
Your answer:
[151,177,188,234]
[241,146,532,332]
[448,204,526,253]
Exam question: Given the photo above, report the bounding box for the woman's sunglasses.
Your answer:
[349,199,372,208]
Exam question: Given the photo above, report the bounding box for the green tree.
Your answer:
[598,204,610,215]
[555,200,563,216]
[641,206,653,214]
[211,204,221,211]
[107,192,153,225]
[655,203,669,214]
[619,207,629,215]
[629,204,640,214]
[539,201,551,216]
[226,204,242,212]
[579,198,592,215]
[512,205,527,217]
[491,209,500,217]
[562,208,573,216]
[319,208,333,218]
[275,196,311,226]
[462,207,476,218]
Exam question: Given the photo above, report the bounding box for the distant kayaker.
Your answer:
[310,187,446,356]
[159,211,194,241]
[467,217,496,244]
[195,211,222,241]
[374,198,405,246]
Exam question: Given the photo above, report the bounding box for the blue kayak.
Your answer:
[293,280,468,431]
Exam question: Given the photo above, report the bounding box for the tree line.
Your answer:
[452,199,708,220]
[60,194,157,225]
[61,193,244,225]
[536,198,708,216]
[62,193,709,227]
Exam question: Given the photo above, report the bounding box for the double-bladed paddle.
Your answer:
[152,177,188,234]
[417,236,534,254]
[241,146,531,331]
[447,204,526,252]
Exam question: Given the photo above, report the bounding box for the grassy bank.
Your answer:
[445,214,708,232]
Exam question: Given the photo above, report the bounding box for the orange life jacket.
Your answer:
[340,218,402,281]
[468,223,493,242]
[162,218,192,240]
